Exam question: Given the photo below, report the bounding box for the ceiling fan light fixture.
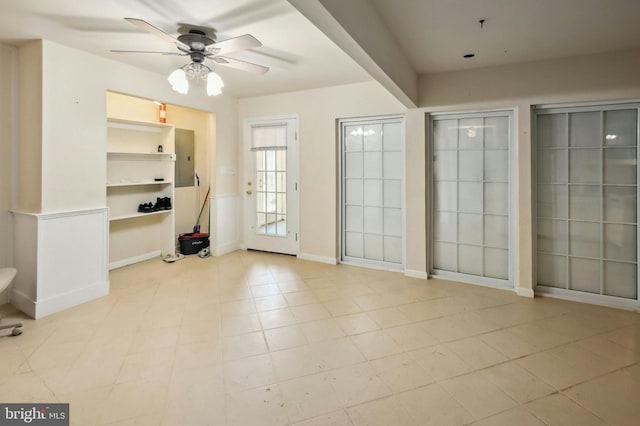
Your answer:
[168,68,188,94]
[206,71,224,96]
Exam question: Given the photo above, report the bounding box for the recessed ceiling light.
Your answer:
[463,53,475,58]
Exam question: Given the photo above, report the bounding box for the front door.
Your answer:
[244,117,298,255]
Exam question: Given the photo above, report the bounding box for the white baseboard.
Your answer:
[109,250,161,270]
[404,269,428,279]
[9,288,36,319]
[298,253,338,265]
[213,241,241,257]
[516,287,535,298]
[11,280,109,319]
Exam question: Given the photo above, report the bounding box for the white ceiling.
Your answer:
[2,0,640,99]
[370,0,640,74]
[0,0,371,98]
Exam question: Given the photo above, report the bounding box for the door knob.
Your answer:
[246,190,252,195]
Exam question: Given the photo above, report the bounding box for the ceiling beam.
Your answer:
[288,0,417,108]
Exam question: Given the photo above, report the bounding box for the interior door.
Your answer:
[244,117,298,255]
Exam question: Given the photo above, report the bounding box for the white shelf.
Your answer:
[107,117,174,131]
[107,151,175,161]
[109,209,173,222]
[107,115,176,264]
[107,181,172,188]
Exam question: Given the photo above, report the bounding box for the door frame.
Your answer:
[243,114,300,256]
[338,115,406,271]
[532,101,640,310]
[428,109,517,290]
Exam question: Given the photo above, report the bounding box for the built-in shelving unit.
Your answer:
[107,117,176,269]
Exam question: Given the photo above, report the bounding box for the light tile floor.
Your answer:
[0,250,639,425]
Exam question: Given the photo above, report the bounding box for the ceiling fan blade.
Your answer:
[207,34,262,55]
[111,50,187,56]
[213,56,269,74]
[124,17,190,50]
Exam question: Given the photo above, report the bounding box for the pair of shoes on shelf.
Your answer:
[153,197,172,211]
[138,202,154,213]
[138,197,171,213]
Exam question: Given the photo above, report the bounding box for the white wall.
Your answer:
[416,47,640,296]
[10,39,240,317]
[0,43,16,304]
[238,81,406,263]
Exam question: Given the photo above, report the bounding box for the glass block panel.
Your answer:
[364,152,382,178]
[383,236,403,263]
[569,258,600,294]
[459,244,482,275]
[345,152,363,178]
[604,148,637,185]
[266,151,276,170]
[266,214,276,234]
[434,119,458,150]
[383,122,402,151]
[364,234,383,261]
[484,183,508,215]
[537,113,567,148]
[256,213,267,230]
[364,207,383,234]
[569,221,600,258]
[345,232,363,258]
[434,181,457,211]
[256,171,266,191]
[364,124,382,150]
[345,206,363,232]
[458,213,482,245]
[276,216,287,236]
[345,126,363,151]
[345,179,363,205]
[459,182,483,213]
[484,248,508,279]
[537,254,566,288]
[604,261,637,299]
[604,110,637,147]
[569,111,600,147]
[537,219,567,254]
[569,185,600,221]
[276,150,286,171]
[434,151,457,181]
[484,116,509,149]
[364,180,382,206]
[569,149,600,184]
[277,194,286,214]
[459,118,484,150]
[484,150,508,182]
[383,151,403,180]
[604,186,637,223]
[277,172,286,192]
[537,149,568,183]
[383,180,401,208]
[256,151,265,170]
[433,242,456,271]
[383,208,402,237]
[434,212,457,242]
[266,193,276,213]
[604,223,636,262]
[484,215,508,249]
[537,184,568,219]
[459,151,483,181]
[256,191,266,213]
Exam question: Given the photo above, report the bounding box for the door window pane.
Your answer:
[343,118,404,266]
[536,105,639,300]
[432,113,512,284]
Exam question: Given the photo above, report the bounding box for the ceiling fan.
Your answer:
[112,18,268,95]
